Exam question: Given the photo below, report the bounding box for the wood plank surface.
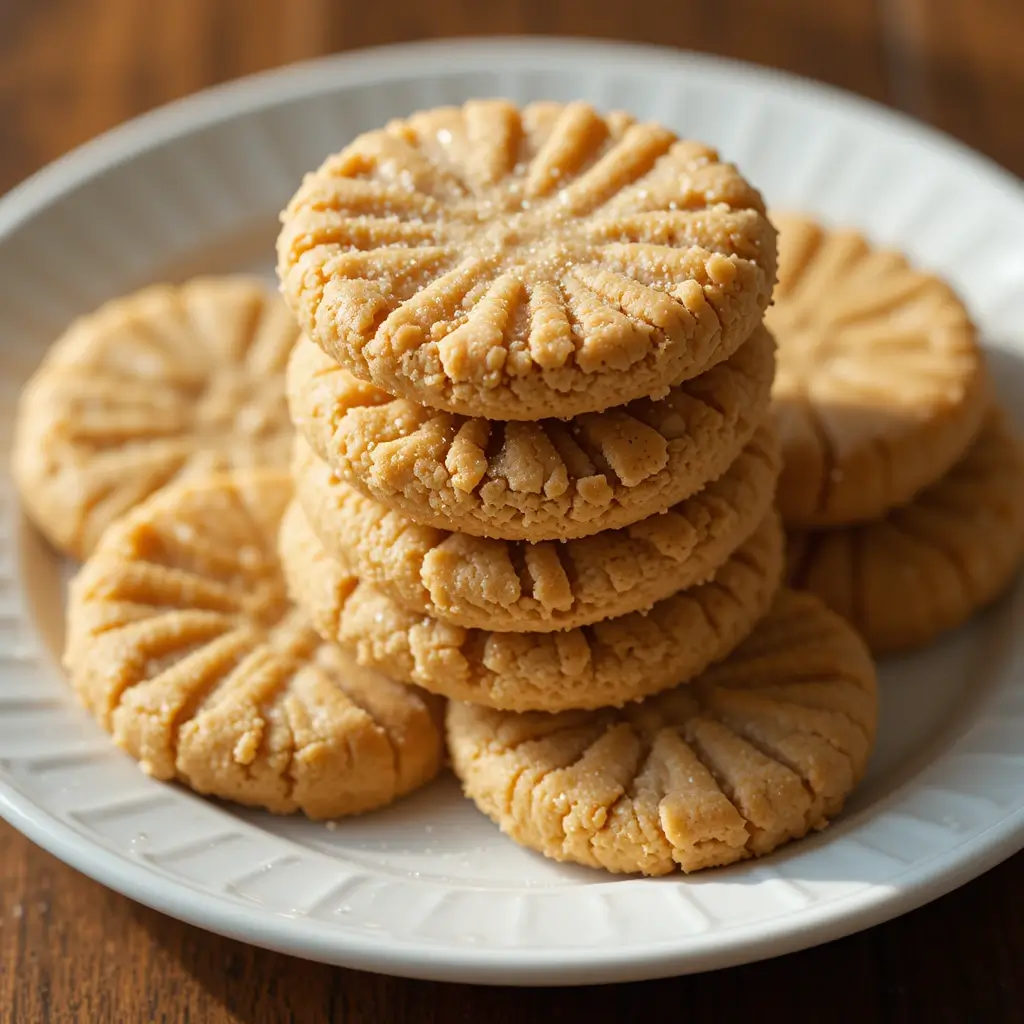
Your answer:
[1,1,1021,1020]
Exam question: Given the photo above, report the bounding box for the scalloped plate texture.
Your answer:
[1,39,1023,986]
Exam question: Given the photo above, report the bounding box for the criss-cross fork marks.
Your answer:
[293,425,780,633]
[447,589,877,876]
[287,327,775,541]
[279,499,785,712]
[12,278,300,559]
[277,100,776,419]
[787,411,1024,654]
[765,213,988,527]
[64,474,443,819]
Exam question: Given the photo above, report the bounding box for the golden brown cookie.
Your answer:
[787,410,1024,654]
[12,277,299,559]
[766,212,988,527]
[293,424,779,632]
[279,498,784,711]
[277,99,776,420]
[64,471,444,819]
[447,588,877,876]
[287,325,774,541]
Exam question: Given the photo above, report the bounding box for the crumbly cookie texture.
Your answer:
[64,472,444,819]
[287,325,774,541]
[279,499,784,712]
[447,588,877,876]
[277,99,776,420]
[294,424,780,631]
[766,212,988,527]
[12,277,299,559]
[788,410,1024,654]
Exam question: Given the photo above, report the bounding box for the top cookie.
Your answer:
[766,213,988,527]
[12,277,299,559]
[277,99,776,420]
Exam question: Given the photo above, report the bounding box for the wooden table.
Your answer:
[1,1,1022,1019]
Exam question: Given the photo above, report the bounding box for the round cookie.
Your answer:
[293,424,780,632]
[277,99,776,421]
[766,212,988,527]
[64,471,444,819]
[287,324,775,541]
[12,277,299,559]
[447,589,877,876]
[787,410,1024,654]
[278,498,784,712]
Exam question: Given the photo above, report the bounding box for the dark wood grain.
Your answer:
[0,0,892,196]
[902,0,1024,175]
[1,1,1022,1020]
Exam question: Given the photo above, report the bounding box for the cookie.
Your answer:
[12,277,298,559]
[447,588,877,876]
[64,471,444,819]
[288,324,774,541]
[277,99,776,420]
[293,423,780,632]
[766,212,988,527]
[279,498,784,711]
[787,410,1024,654]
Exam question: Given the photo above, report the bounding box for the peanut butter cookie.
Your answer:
[12,277,298,558]
[277,100,776,420]
[293,424,779,631]
[278,499,784,711]
[447,589,877,875]
[766,213,988,527]
[787,410,1024,654]
[288,324,774,541]
[65,472,444,819]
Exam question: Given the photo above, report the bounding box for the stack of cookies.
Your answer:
[276,99,782,707]
[14,100,886,877]
[768,213,1024,654]
[273,101,879,872]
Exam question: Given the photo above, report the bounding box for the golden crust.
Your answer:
[788,410,1024,653]
[767,213,988,527]
[277,100,776,420]
[12,277,298,558]
[447,589,877,875]
[64,471,444,819]
[288,326,774,541]
[279,499,784,712]
[293,424,779,631]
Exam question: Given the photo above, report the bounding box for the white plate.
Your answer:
[1,38,1023,986]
